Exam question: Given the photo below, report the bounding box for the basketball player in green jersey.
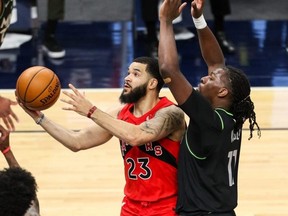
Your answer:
[0,0,19,131]
[158,0,260,215]
[0,0,13,46]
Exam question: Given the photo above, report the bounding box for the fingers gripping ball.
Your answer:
[16,66,61,111]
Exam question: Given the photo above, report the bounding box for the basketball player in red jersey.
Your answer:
[0,0,19,131]
[18,56,186,215]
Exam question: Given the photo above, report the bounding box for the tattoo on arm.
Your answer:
[140,106,184,135]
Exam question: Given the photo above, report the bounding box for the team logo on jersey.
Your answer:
[120,140,163,157]
[144,142,163,156]
[120,140,131,157]
[231,129,241,142]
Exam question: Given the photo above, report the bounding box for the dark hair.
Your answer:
[133,56,164,92]
[0,167,38,216]
[225,65,261,140]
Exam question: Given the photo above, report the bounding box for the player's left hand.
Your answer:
[61,83,94,117]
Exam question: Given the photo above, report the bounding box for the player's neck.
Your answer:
[133,96,160,117]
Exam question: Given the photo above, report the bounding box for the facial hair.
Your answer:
[119,82,148,104]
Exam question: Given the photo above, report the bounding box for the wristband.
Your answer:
[35,114,45,125]
[2,146,11,154]
[87,106,97,118]
[193,14,207,29]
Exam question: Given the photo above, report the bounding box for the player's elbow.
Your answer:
[159,62,177,78]
[65,135,88,152]
[159,62,169,76]
[66,142,83,152]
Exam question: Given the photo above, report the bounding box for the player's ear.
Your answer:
[218,87,229,98]
[148,78,158,90]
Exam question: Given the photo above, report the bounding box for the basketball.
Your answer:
[16,66,61,111]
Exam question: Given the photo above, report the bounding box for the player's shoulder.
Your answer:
[156,104,185,120]
[170,104,185,114]
[159,105,186,141]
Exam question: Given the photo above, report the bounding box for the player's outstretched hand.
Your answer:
[159,0,187,22]
[61,83,94,118]
[0,96,19,131]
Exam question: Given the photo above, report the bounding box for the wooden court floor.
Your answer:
[0,87,288,216]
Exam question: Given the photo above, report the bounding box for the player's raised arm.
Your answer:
[158,0,192,106]
[0,0,18,131]
[0,126,19,167]
[190,0,225,73]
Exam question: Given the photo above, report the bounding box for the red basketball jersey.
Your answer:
[118,97,180,202]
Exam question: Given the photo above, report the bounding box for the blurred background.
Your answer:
[1,1,288,216]
[0,0,287,89]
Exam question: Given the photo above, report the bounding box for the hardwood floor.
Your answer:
[0,87,287,216]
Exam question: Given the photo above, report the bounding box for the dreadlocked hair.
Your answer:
[225,65,261,140]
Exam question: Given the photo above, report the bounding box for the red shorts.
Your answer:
[120,195,178,216]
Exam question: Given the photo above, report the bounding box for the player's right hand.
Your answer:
[191,0,204,18]
[14,91,43,121]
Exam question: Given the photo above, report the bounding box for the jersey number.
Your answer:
[227,150,238,186]
[126,157,152,180]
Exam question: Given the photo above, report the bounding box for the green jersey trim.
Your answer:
[185,130,207,160]
[185,108,233,160]
[215,108,233,130]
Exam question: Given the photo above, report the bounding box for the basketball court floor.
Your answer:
[0,1,288,215]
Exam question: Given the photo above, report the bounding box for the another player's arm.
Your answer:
[0,126,19,167]
[0,125,40,215]
[190,0,225,74]
[197,26,225,74]
[158,0,193,106]
[3,149,19,168]
[89,105,185,146]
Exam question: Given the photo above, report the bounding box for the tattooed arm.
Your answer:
[90,105,186,146]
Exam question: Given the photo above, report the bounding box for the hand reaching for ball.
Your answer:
[0,96,19,131]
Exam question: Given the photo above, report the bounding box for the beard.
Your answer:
[119,82,148,104]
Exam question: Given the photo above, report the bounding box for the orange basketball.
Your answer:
[16,66,61,111]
